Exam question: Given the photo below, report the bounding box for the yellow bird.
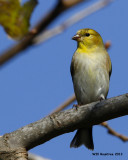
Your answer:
[70,28,112,150]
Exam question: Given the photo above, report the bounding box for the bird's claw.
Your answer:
[99,94,105,101]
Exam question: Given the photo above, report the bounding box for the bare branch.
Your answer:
[34,0,113,44]
[0,93,128,159]
[61,0,85,7]
[101,122,128,142]
[0,148,28,160]
[51,92,128,142]
[0,0,84,66]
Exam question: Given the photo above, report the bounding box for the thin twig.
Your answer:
[34,0,113,44]
[50,94,76,114]
[101,122,128,142]
[0,0,84,66]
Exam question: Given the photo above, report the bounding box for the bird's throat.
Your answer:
[77,42,97,54]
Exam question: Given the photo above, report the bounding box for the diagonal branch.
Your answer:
[0,93,128,159]
[101,122,128,141]
[34,0,113,44]
[51,94,76,114]
[51,90,128,143]
[0,0,84,66]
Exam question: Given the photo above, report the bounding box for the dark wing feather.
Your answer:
[109,63,112,79]
[70,60,74,79]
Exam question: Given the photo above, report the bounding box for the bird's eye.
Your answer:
[85,33,90,37]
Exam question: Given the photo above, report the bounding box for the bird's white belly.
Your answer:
[72,53,109,105]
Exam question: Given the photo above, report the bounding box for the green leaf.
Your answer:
[0,0,38,40]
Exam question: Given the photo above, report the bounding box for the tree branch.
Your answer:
[101,122,128,141]
[0,93,128,159]
[51,94,76,114]
[0,0,114,66]
[34,0,113,44]
[51,91,128,142]
[0,0,85,66]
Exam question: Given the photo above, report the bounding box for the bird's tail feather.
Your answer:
[70,127,94,150]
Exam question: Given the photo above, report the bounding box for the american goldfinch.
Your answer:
[70,28,112,150]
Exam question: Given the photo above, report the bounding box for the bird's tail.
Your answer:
[70,127,94,150]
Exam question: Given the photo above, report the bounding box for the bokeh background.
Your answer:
[0,0,128,159]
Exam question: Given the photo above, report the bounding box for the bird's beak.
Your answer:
[72,34,81,41]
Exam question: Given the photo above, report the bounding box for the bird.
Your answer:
[70,28,112,150]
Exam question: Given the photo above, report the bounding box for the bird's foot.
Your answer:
[99,94,105,101]
[72,104,80,110]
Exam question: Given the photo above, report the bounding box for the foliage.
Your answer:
[0,0,38,40]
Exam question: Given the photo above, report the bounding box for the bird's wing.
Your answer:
[70,60,74,79]
[106,51,112,79]
[109,63,112,79]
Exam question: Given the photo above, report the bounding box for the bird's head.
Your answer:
[72,28,104,51]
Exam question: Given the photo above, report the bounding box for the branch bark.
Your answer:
[0,93,128,159]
